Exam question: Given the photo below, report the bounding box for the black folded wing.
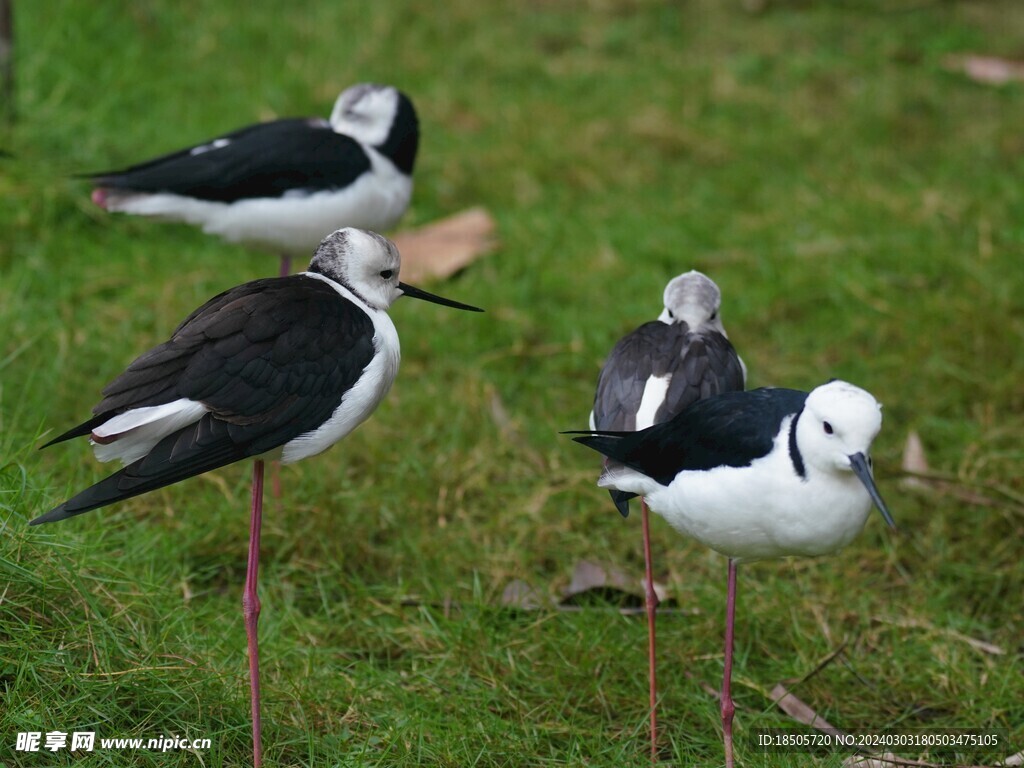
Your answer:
[34,276,375,523]
[88,119,373,202]
[575,387,808,487]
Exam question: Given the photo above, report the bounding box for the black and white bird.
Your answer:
[570,381,895,768]
[589,270,746,760]
[31,228,481,768]
[86,83,419,276]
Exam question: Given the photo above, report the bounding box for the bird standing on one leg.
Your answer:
[570,381,896,768]
[32,228,482,768]
[85,83,419,278]
[589,270,745,761]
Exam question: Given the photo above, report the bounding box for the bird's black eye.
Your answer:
[709,311,718,321]
[823,422,834,435]
[667,309,675,319]
[380,269,394,279]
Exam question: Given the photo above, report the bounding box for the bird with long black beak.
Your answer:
[33,227,482,768]
[569,381,895,768]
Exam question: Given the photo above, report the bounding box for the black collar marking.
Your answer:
[788,408,807,480]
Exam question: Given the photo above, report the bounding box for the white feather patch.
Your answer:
[189,138,231,156]
[635,374,671,431]
[597,463,660,499]
[91,399,208,465]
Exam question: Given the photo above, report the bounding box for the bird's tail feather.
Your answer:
[39,414,110,450]
[608,489,635,518]
[568,432,630,462]
[31,416,249,525]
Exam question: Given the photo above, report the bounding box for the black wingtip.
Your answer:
[38,434,67,451]
[610,490,631,518]
[29,505,70,525]
[39,415,110,451]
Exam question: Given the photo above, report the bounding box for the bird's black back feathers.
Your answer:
[88,119,374,202]
[593,321,744,431]
[575,387,808,486]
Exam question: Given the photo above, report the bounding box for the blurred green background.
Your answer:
[1,1,1021,766]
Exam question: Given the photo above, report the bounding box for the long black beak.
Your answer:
[849,452,896,530]
[399,282,483,312]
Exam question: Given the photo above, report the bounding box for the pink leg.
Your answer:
[640,499,659,762]
[244,460,265,768]
[278,254,292,277]
[722,558,738,768]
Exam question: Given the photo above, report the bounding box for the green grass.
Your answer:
[2,1,1023,766]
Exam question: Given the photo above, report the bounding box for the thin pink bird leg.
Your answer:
[640,498,659,762]
[244,460,265,768]
[722,558,738,768]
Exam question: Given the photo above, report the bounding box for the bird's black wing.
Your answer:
[592,322,746,514]
[87,119,373,201]
[34,276,376,523]
[656,331,745,423]
[592,322,683,514]
[593,323,745,430]
[573,387,808,486]
[593,321,682,431]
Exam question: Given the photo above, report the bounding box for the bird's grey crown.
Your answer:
[663,271,721,318]
[308,228,395,283]
[329,83,399,144]
[306,228,402,311]
[308,228,354,282]
[337,83,385,112]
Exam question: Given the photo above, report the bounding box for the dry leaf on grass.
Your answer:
[943,55,1024,86]
[565,559,635,596]
[561,560,643,609]
[770,683,845,737]
[501,579,549,610]
[769,685,998,768]
[874,615,1005,656]
[898,431,1023,514]
[844,753,995,768]
[900,431,931,490]
[843,752,901,767]
[391,207,496,283]
[561,559,669,606]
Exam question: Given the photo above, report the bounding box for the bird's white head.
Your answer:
[798,380,895,528]
[329,83,402,147]
[658,270,726,335]
[308,228,483,314]
[309,228,403,309]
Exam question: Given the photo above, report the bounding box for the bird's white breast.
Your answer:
[645,416,874,563]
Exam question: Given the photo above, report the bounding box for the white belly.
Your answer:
[646,426,874,563]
